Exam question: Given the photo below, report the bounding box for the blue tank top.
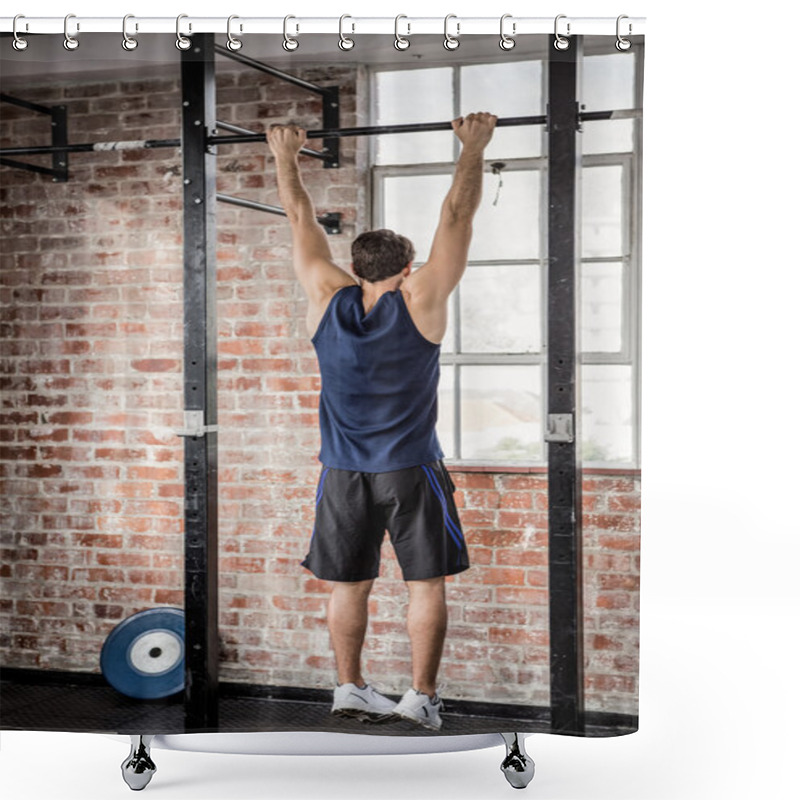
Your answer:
[312,285,444,472]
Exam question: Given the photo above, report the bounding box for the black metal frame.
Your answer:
[179,33,220,731]
[546,36,585,734]
[0,93,68,181]
[1,38,604,736]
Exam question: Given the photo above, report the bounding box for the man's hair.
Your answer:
[351,229,415,283]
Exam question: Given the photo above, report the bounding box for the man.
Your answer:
[267,112,497,730]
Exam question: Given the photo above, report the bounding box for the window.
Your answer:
[371,48,642,467]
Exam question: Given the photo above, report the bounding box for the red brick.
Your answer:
[131,359,179,372]
[494,549,547,567]
[608,494,641,512]
[489,627,548,646]
[495,587,548,605]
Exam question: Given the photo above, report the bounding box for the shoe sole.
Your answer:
[331,708,395,724]
[390,710,442,731]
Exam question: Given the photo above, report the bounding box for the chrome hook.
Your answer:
[227,15,243,51]
[176,14,192,50]
[283,15,299,51]
[443,14,460,51]
[63,14,79,51]
[12,15,29,51]
[394,15,410,51]
[338,14,355,51]
[616,15,632,51]
[554,14,570,51]
[122,15,138,51]
[499,14,516,51]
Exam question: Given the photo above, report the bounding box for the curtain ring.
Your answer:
[12,15,29,51]
[616,15,632,51]
[63,14,79,51]
[499,14,516,51]
[227,15,243,51]
[443,14,460,51]
[122,15,138,51]
[176,14,192,50]
[338,14,355,51]
[394,15,410,51]
[283,15,299,51]
[553,14,570,51]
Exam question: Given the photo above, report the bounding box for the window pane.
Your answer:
[582,119,634,154]
[581,365,633,463]
[383,174,452,259]
[582,53,636,111]
[582,165,624,258]
[375,68,454,164]
[441,294,456,353]
[461,366,542,461]
[460,61,543,160]
[460,264,541,353]
[581,261,623,353]
[471,169,540,261]
[437,364,456,458]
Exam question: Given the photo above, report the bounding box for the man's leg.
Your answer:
[327,579,374,686]
[406,576,447,698]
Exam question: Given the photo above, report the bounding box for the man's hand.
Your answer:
[267,124,307,160]
[451,112,497,150]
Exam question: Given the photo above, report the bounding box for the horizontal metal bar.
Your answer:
[207,110,639,147]
[214,45,329,97]
[208,115,549,148]
[216,120,331,162]
[580,109,642,122]
[216,121,257,136]
[0,110,642,159]
[216,193,340,232]
[0,93,55,116]
[0,138,181,157]
[0,157,59,176]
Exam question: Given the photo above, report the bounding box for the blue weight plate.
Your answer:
[100,607,185,699]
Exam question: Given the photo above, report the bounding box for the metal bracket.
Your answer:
[175,410,218,438]
[319,212,342,235]
[545,413,574,443]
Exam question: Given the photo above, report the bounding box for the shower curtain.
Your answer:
[0,15,643,745]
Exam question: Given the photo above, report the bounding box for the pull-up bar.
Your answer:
[0,109,640,159]
[217,193,341,233]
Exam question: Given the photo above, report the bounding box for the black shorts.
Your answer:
[301,461,469,582]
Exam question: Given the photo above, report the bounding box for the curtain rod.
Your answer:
[0,16,646,37]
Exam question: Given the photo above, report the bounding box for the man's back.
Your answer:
[313,285,443,472]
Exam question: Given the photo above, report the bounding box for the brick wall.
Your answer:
[0,63,639,716]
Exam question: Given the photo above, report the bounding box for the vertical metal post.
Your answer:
[50,104,68,183]
[180,32,219,731]
[546,36,585,734]
[322,87,340,169]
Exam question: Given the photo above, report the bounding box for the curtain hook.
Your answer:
[283,15,299,51]
[175,14,192,50]
[499,14,516,51]
[227,15,243,51]
[394,15,410,51]
[122,15,138,51]
[443,14,460,51]
[63,14,79,51]
[553,14,570,51]
[616,15,632,51]
[12,15,29,51]
[338,14,355,51]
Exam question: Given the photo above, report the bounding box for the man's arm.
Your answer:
[405,112,497,305]
[267,125,356,320]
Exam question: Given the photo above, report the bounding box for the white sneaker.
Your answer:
[392,688,444,730]
[331,683,396,723]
